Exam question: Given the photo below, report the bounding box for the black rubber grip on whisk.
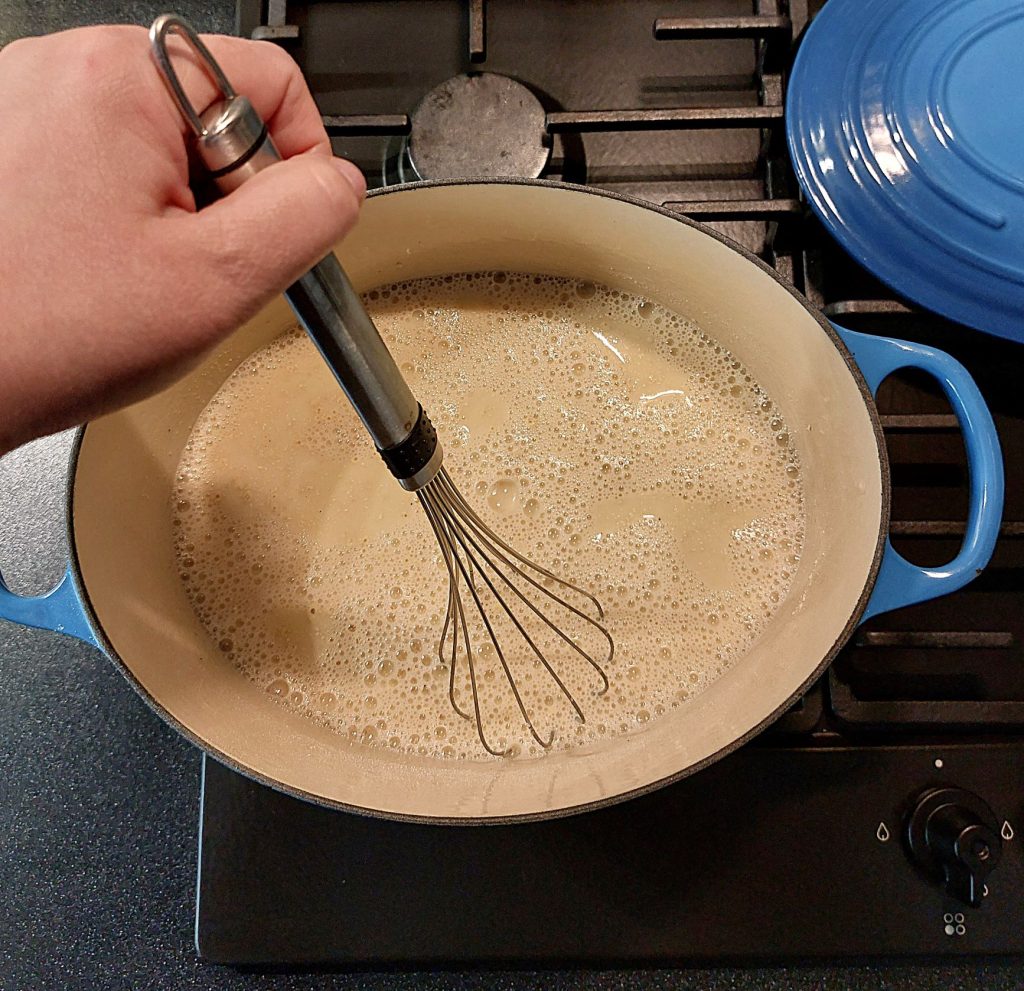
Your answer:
[377,405,438,481]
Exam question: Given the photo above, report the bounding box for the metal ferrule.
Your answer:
[398,445,443,491]
[377,406,443,490]
[197,97,278,193]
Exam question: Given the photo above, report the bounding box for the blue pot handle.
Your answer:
[0,563,98,646]
[833,324,1004,622]
[0,327,1002,643]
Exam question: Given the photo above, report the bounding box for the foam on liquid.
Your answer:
[173,273,805,760]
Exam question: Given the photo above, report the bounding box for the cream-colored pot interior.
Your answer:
[72,182,884,822]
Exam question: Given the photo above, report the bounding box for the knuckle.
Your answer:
[0,35,30,62]
[162,216,262,336]
[76,24,143,69]
[301,162,360,245]
[311,158,358,212]
[207,216,261,300]
[254,37,299,75]
[72,26,147,100]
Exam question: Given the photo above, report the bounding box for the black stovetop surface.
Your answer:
[194,0,1024,968]
[198,744,1024,965]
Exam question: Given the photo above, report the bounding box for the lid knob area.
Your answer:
[906,786,1003,908]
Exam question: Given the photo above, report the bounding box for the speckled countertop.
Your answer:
[0,2,1021,988]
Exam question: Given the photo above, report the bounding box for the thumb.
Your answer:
[189,152,367,323]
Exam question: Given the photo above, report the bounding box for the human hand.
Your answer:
[0,25,365,455]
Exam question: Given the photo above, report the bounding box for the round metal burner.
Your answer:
[407,73,550,181]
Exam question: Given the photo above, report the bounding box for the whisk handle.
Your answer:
[209,108,422,453]
[149,15,441,486]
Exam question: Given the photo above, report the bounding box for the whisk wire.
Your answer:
[436,471,613,690]
[417,468,614,757]
[422,500,474,723]
[437,471,607,620]
[420,483,553,755]
[441,501,590,724]
[418,489,496,750]
[431,487,566,744]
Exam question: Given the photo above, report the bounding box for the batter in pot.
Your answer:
[173,273,805,759]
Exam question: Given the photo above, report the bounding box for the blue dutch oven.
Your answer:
[0,182,1005,822]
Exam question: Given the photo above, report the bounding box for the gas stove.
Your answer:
[197,0,1024,964]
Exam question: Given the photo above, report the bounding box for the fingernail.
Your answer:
[331,157,367,202]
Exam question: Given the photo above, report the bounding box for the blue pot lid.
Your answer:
[786,0,1024,342]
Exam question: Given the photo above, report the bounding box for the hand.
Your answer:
[0,25,366,455]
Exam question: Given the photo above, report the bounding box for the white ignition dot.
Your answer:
[934,758,944,768]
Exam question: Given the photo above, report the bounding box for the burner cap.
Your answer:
[407,73,550,181]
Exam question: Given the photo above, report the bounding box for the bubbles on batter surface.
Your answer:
[172,272,805,761]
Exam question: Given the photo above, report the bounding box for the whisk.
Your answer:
[151,15,613,756]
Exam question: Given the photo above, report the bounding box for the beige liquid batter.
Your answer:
[173,273,805,759]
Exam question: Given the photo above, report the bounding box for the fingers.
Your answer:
[43,25,328,161]
[180,151,366,334]
[157,32,331,159]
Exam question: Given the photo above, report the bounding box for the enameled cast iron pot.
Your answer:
[0,181,1005,822]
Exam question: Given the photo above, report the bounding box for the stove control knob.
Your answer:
[906,786,1002,908]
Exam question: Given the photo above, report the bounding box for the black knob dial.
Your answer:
[906,786,1002,908]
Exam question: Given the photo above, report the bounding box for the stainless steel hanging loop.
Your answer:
[149,13,236,137]
[150,13,277,188]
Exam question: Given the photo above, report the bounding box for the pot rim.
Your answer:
[65,178,891,825]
